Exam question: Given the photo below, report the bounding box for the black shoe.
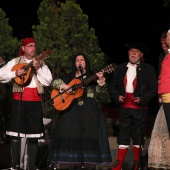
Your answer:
[47,162,54,170]
[8,168,24,170]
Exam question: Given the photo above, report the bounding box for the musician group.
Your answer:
[0,35,161,170]
[0,37,113,170]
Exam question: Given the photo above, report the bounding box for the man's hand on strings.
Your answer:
[96,71,105,86]
[33,58,40,70]
[96,71,104,78]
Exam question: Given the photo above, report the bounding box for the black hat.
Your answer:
[125,41,148,53]
[160,31,167,40]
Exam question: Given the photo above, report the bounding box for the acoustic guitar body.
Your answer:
[51,63,117,111]
[51,78,83,111]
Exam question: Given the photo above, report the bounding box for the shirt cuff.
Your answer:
[97,78,106,86]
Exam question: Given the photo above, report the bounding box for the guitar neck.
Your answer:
[22,50,50,71]
[24,61,33,71]
[84,73,98,86]
[70,74,97,91]
[76,63,116,88]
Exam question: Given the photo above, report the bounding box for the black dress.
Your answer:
[47,72,112,165]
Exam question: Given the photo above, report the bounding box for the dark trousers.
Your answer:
[117,107,147,146]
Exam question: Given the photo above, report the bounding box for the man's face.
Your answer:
[22,43,36,58]
[161,38,169,54]
[166,32,170,48]
[128,48,143,64]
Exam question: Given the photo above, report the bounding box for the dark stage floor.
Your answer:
[0,143,49,170]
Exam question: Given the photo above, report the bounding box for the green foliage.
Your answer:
[32,0,105,79]
[0,8,19,142]
[0,8,19,60]
[31,0,112,119]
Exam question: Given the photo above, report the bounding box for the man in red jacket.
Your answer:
[158,29,170,135]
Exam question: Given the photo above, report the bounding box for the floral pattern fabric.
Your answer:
[148,105,170,169]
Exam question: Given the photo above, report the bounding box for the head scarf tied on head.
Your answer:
[18,37,36,56]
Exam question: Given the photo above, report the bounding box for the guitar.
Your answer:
[51,63,117,111]
[11,50,51,86]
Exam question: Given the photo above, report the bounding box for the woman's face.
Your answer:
[75,55,86,70]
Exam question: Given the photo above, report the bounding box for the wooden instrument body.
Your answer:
[11,50,50,86]
[11,63,32,86]
[51,63,117,111]
[51,78,83,111]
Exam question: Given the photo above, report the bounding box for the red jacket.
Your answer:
[158,53,170,94]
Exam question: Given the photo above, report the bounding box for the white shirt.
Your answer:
[126,63,137,93]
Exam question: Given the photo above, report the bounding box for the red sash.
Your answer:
[121,93,147,109]
[13,88,41,101]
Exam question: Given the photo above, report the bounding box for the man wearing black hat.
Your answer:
[109,42,157,170]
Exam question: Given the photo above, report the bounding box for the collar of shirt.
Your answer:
[127,62,137,68]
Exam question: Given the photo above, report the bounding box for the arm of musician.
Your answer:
[60,84,72,93]
[51,79,65,90]
[96,71,106,86]
[118,95,125,103]
[0,58,16,83]
[134,97,141,104]
[51,79,72,93]
[36,61,52,86]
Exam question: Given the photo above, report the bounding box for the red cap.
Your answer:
[19,37,36,56]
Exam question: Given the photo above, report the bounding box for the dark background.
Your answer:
[0,0,170,71]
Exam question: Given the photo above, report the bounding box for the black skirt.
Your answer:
[47,97,112,164]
